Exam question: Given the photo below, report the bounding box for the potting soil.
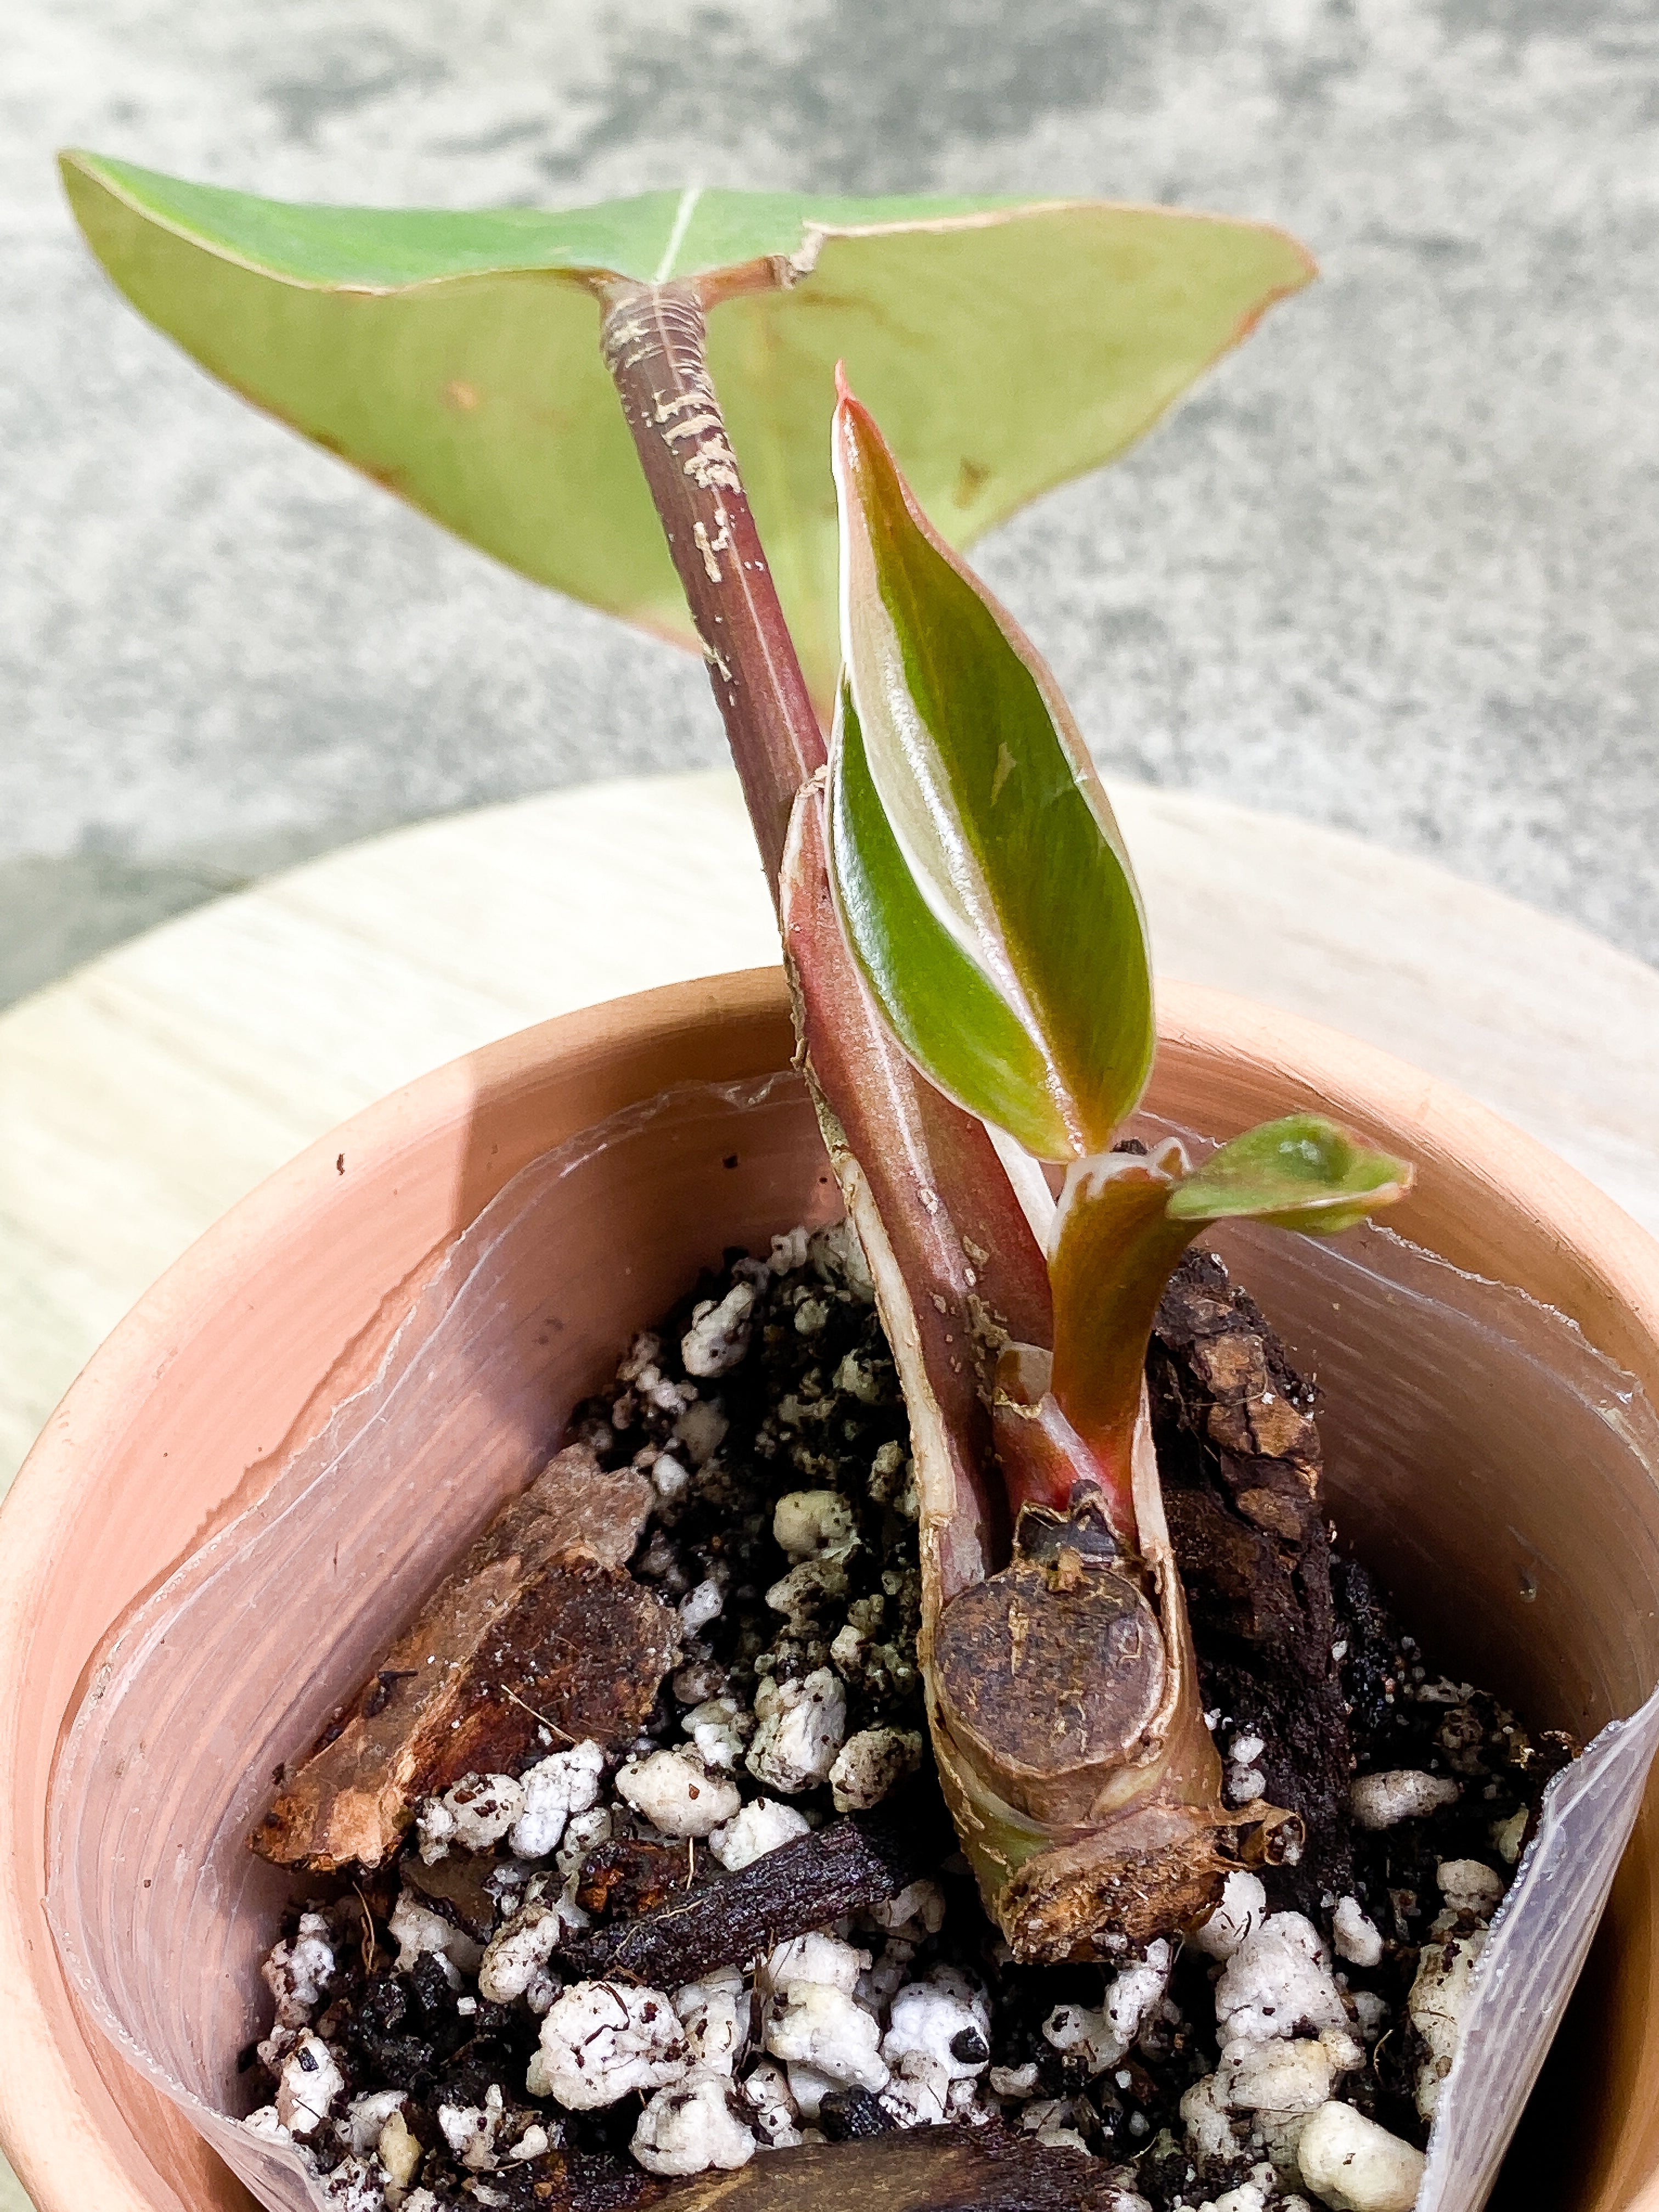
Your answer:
[244,1223,1570,2212]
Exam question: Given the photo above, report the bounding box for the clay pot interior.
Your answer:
[10,974,1659,2212]
[49,1071,840,2212]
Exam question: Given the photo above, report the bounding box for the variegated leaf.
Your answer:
[828,380,1155,1160]
[1167,1113,1413,1233]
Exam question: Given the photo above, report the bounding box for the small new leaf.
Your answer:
[1167,1113,1414,1234]
[828,380,1155,1160]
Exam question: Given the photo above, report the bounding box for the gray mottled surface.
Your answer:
[5,0,1658,1013]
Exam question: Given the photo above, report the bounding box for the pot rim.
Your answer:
[2,965,1656,2212]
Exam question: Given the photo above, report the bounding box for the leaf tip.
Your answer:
[832,365,880,467]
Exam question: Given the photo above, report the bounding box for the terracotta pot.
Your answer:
[2,967,1658,2212]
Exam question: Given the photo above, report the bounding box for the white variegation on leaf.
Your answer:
[828,376,1156,1161]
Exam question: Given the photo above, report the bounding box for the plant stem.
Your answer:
[599,281,822,892]
[598,277,1051,1588]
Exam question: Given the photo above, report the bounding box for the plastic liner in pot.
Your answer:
[1189,1209,1659,2211]
[47,1074,1659,2212]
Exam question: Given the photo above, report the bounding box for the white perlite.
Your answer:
[883,1967,991,2081]
[988,2061,1041,2100]
[478,1901,565,2006]
[1350,1769,1460,1830]
[631,2068,757,2175]
[1215,1915,1348,2046]
[785,2058,836,2123]
[829,1724,924,1813]
[527,1982,687,2108]
[746,1668,846,1793]
[616,1747,741,1837]
[1043,1942,1171,2075]
[1180,2072,1237,2160]
[555,1805,612,1883]
[674,1966,748,2074]
[508,1740,606,1860]
[741,2058,803,2149]
[763,1931,869,1996]
[1331,1896,1384,1968]
[438,2085,504,2171]
[1209,2189,1270,2212]
[1408,1930,1486,2120]
[1436,1857,1506,1916]
[765,1982,889,2091]
[389,1893,483,1981]
[681,1282,758,1377]
[1214,2029,1363,2117]
[262,1912,335,2028]
[343,2089,405,2157]
[682,1696,752,1773]
[417,1772,524,1861]
[651,1452,691,1500]
[320,2156,385,2212]
[1228,1767,1268,1805]
[880,2051,953,2129]
[709,1795,810,1869]
[1188,1872,1268,1961]
[1103,1942,1172,2046]
[1297,2099,1426,2211]
[869,1877,947,1939]
[680,1577,726,1634]
[274,2033,343,2137]
[770,1228,811,1274]
[773,1489,859,1560]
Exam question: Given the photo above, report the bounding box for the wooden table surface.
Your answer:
[5,766,1658,1501]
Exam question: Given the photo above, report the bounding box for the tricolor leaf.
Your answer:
[830,681,1067,1158]
[828,380,1156,1161]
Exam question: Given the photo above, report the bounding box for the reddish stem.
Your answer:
[598,282,822,891]
[1046,1160,1199,1544]
[598,279,1052,1581]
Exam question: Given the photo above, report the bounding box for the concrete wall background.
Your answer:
[5,0,1657,1005]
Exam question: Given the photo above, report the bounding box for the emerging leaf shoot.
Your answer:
[831,375,1154,1159]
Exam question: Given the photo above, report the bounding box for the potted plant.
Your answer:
[1,160,1657,2212]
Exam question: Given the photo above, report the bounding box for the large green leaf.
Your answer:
[60,154,1314,711]
[828,381,1155,1160]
